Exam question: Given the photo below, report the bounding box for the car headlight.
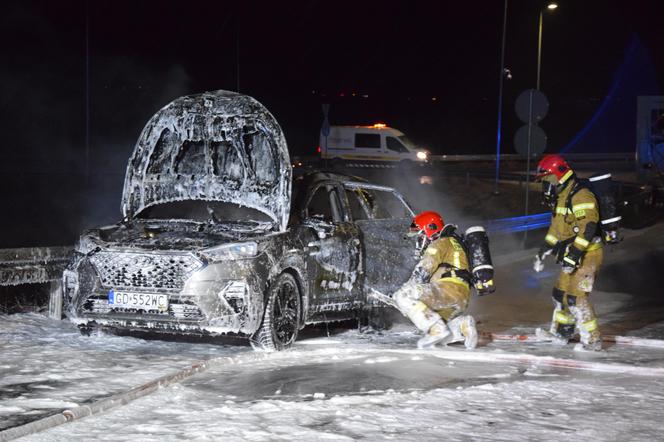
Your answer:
[203,241,259,261]
[416,151,428,160]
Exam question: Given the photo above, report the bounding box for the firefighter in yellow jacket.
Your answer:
[533,154,603,351]
[392,211,483,349]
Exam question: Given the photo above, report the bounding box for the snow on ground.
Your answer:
[2,221,664,441]
[7,321,664,442]
[0,314,244,430]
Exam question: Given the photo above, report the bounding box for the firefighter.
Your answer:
[392,211,478,349]
[533,154,603,351]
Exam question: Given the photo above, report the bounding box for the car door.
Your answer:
[302,182,362,310]
[344,184,419,297]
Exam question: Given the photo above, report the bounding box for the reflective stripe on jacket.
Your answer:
[544,178,602,252]
[416,236,470,285]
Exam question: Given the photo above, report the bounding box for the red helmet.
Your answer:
[411,211,444,239]
[536,154,572,182]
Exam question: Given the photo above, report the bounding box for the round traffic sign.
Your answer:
[514,124,547,156]
[515,89,549,124]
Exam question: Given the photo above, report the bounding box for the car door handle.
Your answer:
[305,241,321,255]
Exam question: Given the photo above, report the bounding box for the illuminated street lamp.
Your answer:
[494,1,558,194]
[494,0,509,194]
[537,2,559,90]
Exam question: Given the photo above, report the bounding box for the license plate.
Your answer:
[108,290,169,312]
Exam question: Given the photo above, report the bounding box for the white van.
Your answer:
[319,124,429,163]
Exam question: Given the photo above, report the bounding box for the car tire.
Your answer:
[251,273,300,351]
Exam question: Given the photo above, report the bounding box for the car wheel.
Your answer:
[251,273,300,351]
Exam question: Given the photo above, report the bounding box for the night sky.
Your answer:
[1,0,663,246]
[2,1,663,162]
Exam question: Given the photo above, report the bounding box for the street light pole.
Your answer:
[526,9,543,219]
[537,2,558,90]
[524,2,556,245]
[536,10,543,91]
[493,0,509,195]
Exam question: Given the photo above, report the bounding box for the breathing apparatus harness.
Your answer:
[412,224,494,295]
[544,171,622,245]
[542,171,574,211]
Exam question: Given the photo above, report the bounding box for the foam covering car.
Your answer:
[60,90,418,350]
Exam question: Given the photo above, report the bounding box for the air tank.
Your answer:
[464,226,495,295]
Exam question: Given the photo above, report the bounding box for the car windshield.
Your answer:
[136,201,274,229]
[397,135,417,151]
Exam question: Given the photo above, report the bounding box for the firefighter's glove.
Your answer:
[561,245,584,274]
[533,245,553,273]
[409,265,430,284]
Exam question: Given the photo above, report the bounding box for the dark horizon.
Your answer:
[2,1,663,169]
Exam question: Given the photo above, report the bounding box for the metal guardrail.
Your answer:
[293,152,635,165]
[0,246,72,287]
[429,152,635,163]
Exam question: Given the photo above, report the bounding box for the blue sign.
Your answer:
[108,289,115,304]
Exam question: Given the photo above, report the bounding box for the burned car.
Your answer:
[60,90,418,350]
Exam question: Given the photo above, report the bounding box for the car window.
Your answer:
[386,137,409,153]
[345,189,370,221]
[307,185,343,222]
[349,186,411,219]
[398,135,418,150]
[355,133,381,149]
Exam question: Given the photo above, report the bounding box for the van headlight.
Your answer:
[416,151,428,160]
[203,242,259,261]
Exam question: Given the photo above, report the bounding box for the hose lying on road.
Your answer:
[0,352,266,442]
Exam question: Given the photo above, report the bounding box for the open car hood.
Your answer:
[121,90,291,231]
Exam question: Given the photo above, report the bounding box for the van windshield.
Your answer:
[398,135,417,151]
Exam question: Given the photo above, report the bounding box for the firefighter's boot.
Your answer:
[417,320,452,349]
[538,290,575,345]
[535,327,569,345]
[570,297,602,352]
[447,315,478,349]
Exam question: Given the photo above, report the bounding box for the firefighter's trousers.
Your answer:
[394,279,470,332]
[550,247,603,346]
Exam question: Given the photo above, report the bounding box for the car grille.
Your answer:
[89,251,204,291]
